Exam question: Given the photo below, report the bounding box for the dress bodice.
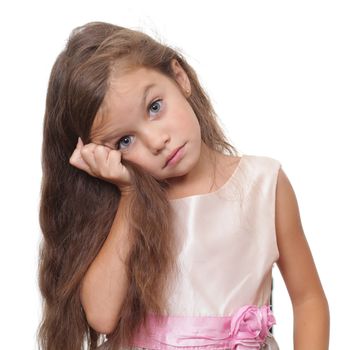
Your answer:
[165,154,281,317]
[130,155,282,350]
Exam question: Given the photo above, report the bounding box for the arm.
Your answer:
[80,193,133,334]
[275,168,330,349]
[69,139,135,334]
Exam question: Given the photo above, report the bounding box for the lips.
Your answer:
[165,144,185,167]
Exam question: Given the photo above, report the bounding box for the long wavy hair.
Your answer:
[38,21,238,349]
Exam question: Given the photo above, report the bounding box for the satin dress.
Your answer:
[125,155,282,350]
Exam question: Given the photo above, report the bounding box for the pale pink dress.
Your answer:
[128,155,281,349]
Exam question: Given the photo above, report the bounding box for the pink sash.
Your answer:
[132,304,276,350]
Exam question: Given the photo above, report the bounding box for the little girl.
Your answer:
[38,22,329,350]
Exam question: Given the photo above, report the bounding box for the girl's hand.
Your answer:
[69,137,133,194]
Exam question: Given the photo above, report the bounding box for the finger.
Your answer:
[107,150,131,184]
[77,137,84,150]
[106,149,122,168]
[94,144,110,160]
[93,145,111,176]
[69,148,92,174]
[80,143,99,174]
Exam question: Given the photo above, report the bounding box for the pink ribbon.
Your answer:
[132,304,276,349]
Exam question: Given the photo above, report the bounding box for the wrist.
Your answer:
[119,186,135,198]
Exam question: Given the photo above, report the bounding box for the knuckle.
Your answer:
[99,168,107,178]
[103,167,115,180]
[95,145,103,152]
[80,147,89,156]
[110,150,121,160]
[83,143,95,152]
[69,154,79,166]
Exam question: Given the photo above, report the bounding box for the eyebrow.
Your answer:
[141,83,156,110]
[99,83,156,144]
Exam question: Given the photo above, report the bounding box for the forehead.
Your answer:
[108,66,160,96]
[90,67,171,140]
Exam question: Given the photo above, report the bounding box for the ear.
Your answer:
[170,59,191,97]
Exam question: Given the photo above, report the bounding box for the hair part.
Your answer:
[38,21,238,350]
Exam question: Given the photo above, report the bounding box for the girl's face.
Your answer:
[90,60,202,183]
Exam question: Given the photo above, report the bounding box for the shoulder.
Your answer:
[235,153,303,240]
[213,152,242,183]
[233,154,300,227]
[237,154,282,185]
[218,154,281,174]
[242,154,282,170]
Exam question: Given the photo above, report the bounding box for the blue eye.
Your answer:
[116,135,134,150]
[149,99,162,116]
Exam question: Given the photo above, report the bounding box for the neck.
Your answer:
[166,141,218,196]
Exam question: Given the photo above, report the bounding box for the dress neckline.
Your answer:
[169,155,245,202]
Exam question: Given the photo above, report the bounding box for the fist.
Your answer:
[69,137,133,192]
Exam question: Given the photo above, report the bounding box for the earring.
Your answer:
[185,89,191,97]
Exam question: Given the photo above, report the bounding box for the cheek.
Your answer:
[122,148,149,168]
[173,108,199,131]
[183,104,200,129]
[187,112,201,137]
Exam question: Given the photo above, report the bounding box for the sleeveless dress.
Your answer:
[127,154,281,350]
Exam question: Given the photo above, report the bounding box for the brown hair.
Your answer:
[38,21,238,349]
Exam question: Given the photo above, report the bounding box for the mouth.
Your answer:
[164,144,186,168]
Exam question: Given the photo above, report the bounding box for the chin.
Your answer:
[166,165,194,180]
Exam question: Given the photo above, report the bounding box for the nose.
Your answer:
[143,127,170,154]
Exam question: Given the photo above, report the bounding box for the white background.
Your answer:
[0,1,349,349]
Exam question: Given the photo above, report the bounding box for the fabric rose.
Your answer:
[229,305,276,349]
